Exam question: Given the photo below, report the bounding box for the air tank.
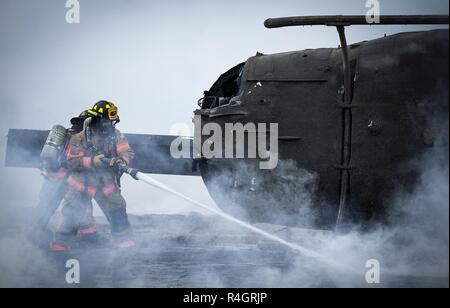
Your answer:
[40,125,67,170]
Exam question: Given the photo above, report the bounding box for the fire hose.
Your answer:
[101,157,358,274]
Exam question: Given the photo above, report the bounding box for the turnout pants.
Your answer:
[55,171,131,242]
[34,170,111,234]
[35,173,68,232]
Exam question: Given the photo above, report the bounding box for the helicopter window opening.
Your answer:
[200,64,244,110]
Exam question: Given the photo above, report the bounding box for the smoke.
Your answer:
[186,144,449,287]
[202,159,320,227]
[0,206,59,288]
[0,89,447,288]
[0,0,448,288]
[188,88,449,287]
[185,87,449,286]
[0,143,447,287]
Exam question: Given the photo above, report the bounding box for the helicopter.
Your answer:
[5,15,449,230]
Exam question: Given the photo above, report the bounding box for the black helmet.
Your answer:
[87,101,120,123]
[70,110,90,133]
[88,101,120,136]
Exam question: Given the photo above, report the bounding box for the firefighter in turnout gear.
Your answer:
[32,110,109,248]
[51,101,135,251]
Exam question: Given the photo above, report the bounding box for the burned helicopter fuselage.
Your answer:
[195,29,449,229]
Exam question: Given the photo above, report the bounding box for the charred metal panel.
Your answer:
[5,129,198,176]
[245,49,332,81]
[126,134,198,176]
[197,30,448,228]
[349,29,449,222]
[198,48,347,227]
[5,129,46,169]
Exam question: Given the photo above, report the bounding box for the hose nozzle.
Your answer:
[100,157,139,180]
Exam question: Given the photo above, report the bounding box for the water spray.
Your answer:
[104,158,359,274]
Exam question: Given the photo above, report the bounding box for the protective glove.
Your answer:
[109,157,127,175]
[109,157,126,168]
[93,154,105,168]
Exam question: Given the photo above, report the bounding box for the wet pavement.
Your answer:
[1,213,448,288]
[40,214,301,288]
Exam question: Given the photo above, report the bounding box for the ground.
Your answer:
[0,211,447,288]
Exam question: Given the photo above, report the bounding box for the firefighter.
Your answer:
[31,111,103,247]
[51,101,135,251]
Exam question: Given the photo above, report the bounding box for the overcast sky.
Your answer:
[0,0,448,216]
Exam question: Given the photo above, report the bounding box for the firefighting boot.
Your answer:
[49,231,75,252]
[78,202,97,237]
[113,232,135,248]
[78,224,97,236]
[110,208,135,248]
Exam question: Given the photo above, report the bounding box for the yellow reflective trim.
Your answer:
[94,105,98,110]
[87,110,98,116]
[106,104,111,109]
[98,108,104,113]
